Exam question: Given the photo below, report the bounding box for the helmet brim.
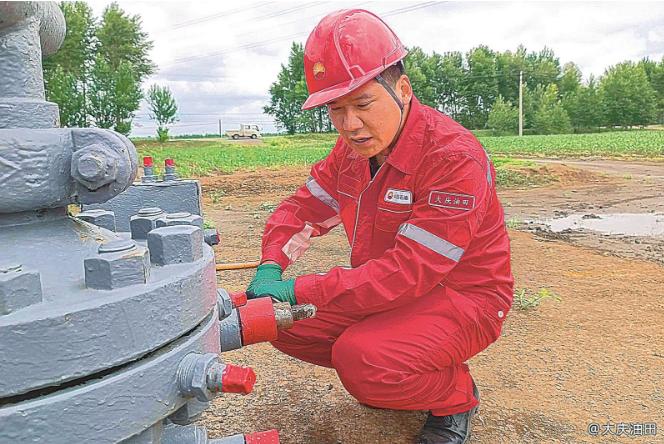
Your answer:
[301,65,385,110]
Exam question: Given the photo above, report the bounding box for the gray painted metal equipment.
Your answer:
[0,3,271,443]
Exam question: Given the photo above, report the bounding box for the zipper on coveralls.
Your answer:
[350,163,385,253]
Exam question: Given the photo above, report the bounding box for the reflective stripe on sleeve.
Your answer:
[305,176,339,212]
[398,223,465,262]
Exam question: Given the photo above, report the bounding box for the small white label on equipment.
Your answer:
[384,189,412,205]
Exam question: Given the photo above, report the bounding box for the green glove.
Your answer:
[246,279,297,306]
[247,263,283,296]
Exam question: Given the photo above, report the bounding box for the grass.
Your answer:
[478,130,664,158]
[132,129,663,186]
[514,288,561,310]
[134,134,334,177]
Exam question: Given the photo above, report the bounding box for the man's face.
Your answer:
[327,77,411,159]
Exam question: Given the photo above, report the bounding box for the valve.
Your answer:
[141,156,158,183]
[217,290,317,352]
[163,158,178,181]
[177,353,256,402]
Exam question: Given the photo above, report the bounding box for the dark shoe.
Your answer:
[416,381,480,444]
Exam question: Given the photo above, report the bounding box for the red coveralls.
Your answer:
[261,97,513,416]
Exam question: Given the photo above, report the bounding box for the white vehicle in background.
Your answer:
[225,124,262,140]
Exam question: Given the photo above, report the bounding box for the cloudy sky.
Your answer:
[87,1,664,137]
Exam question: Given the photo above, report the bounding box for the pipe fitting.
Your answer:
[177,353,255,402]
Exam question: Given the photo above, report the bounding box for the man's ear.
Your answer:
[398,74,413,103]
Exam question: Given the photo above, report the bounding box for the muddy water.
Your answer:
[546,213,664,237]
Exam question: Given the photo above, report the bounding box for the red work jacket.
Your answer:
[261,97,513,314]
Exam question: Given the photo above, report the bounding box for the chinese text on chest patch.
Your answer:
[429,191,475,211]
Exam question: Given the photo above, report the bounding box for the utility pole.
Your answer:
[518,70,523,137]
[218,119,222,138]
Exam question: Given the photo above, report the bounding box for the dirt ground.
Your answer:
[197,160,664,444]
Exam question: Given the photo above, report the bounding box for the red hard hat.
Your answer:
[302,9,408,110]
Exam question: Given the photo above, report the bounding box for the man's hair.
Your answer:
[379,61,406,87]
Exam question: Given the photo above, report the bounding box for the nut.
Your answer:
[0,264,43,315]
[77,209,116,232]
[147,225,204,266]
[177,353,218,402]
[84,241,150,290]
[216,288,234,320]
[130,207,165,240]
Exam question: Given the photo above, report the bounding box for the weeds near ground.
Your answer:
[257,202,278,212]
[514,287,561,310]
[505,217,521,229]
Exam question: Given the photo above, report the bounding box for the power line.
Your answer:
[159,1,445,69]
[151,2,276,34]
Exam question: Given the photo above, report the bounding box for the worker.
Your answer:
[246,9,513,444]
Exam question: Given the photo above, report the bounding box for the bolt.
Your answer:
[138,207,164,217]
[71,144,119,190]
[98,239,136,254]
[76,152,107,181]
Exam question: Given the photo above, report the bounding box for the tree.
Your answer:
[532,84,572,134]
[640,57,664,124]
[599,61,657,127]
[43,1,96,127]
[495,45,527,105]
[84,4,151,134]
[461,45,499,129]
[559,62,582,96]
[96,2,155,82]
[264,43,307,135]
[525,47,561,91]
[404,47,437,107]
[88,57,142,135]
[488,95,518,135]
[562,76,602,130]
[487,95,518,135]
[44,2,154,133]
[45,65,87,127]
[435,51,466,120]
[147,85,178,142]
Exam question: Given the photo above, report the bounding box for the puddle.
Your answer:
[546,213,664,237]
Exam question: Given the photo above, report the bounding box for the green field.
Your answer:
[480,130,664,157]
[133,130,664,187]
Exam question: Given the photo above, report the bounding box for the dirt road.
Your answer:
[198,160,663,443]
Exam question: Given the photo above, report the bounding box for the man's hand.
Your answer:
[246,279,296,306]
[247,263,283,296]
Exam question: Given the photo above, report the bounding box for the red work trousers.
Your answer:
[272,286,509,416]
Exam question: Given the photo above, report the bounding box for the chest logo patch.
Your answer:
[384,188,412,205]
[429,191,475,211]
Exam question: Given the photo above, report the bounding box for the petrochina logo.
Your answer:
[313,61,326,80]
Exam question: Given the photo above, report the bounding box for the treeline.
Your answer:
[43,2,154,135]
[265,43,664,135]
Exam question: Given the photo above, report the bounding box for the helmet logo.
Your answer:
[313,61,326,80]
